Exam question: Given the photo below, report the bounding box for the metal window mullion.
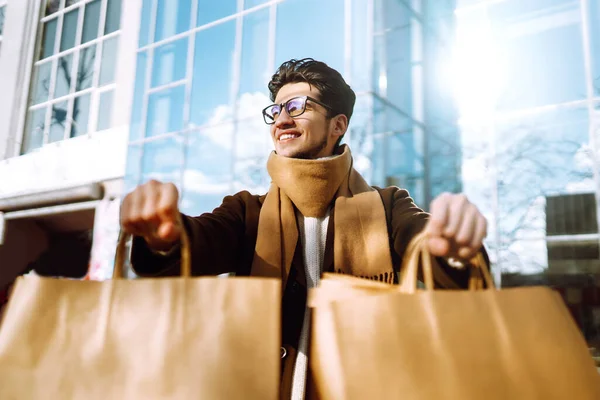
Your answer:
[97,82,116,94]
[34,86,95,108]
[33,30,120,66]
[136,0,283,54]
[365,0,375,183]
[129,117,235,146]
[179,0,199,202]
[43,1,66,146]
[267,2,276,75]
[147,79,188,95]
[344,0,352,84]
[489,122,502,286]
[182,0,198,127]
[88,0,109,134]
[41,0,100,23]
[130,130,181,146]
[546,233,600,243]
[229,0,244,193]
[64,2,86,140]
[136,0,159,186]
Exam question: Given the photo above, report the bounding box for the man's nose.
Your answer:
[274,108,294,128]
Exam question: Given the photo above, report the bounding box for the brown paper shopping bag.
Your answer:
[0,227,281,399]
[309,232,600,399]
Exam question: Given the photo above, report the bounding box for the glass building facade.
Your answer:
[456,0,600,345]
[124,0,460,216]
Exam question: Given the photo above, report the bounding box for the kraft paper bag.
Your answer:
[309,232,600,399]
[0,226,281,399]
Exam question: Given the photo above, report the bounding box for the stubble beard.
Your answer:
[290,135,330,160]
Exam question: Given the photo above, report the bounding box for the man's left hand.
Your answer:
[425,192,487,260]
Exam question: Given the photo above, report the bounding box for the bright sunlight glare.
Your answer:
[449,13,506,124]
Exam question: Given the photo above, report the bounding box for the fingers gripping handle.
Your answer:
[399,231,494,292]
[113,214,192,279]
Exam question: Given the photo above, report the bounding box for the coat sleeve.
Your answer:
[130,191,252,277]
[385,187,489,289]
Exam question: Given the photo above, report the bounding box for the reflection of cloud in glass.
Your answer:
[573,143,594,171]
[183,169,230,194]
[188,91,271,157]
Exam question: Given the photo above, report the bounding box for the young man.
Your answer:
[121,58,488,399]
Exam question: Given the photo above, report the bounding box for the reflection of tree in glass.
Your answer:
[48,46,95,138]
[45,0,61,16]
[423,117,592,274]
[0,6,6,35]
[494,129,591,270]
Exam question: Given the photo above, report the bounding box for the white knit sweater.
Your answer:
[290,210,330,400]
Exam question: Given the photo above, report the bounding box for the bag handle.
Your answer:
[113,215,192,279]
[398,231,494,293]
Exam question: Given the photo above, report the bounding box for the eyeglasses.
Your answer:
[262,96,333,125]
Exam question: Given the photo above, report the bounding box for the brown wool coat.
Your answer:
[131,186,475,399]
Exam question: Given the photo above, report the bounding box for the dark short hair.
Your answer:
[268,58,356,125]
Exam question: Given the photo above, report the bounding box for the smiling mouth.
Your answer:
[278,133,301,142]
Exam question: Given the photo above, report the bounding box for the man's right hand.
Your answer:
[120,180,182,252]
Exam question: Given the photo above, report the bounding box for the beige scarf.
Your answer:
[251,145,394,288]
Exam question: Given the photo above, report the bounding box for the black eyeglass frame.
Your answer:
[262,96,334,125]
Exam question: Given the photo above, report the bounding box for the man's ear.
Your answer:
[331,114,348,139]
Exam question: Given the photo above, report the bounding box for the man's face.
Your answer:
[269,82,344,159]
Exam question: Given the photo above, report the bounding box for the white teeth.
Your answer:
[279,133,300,141]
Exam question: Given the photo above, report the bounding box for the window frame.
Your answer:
[18,0,122,155]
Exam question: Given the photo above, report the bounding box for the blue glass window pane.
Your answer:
[244,0,269,9]
[71,93,91,136]
[239,9,269,96]
[197,0,237,26]
[40,18,58,59]
[587,0,600,98]
[60,9,79,51]
[105,0,122,34]
[82,0,101,44]
[146,85,185,137]
[31,61,52,105]
[138,0,152,47]
[155,0,192,42]
[151,37,188,87]
[189,21,235,127]
[181,127,234,215]
[49,101,69,143]
[141,135,185,185]
[22,108,47,154]
[76,44,96,91]
[130,52,147,141]
[97,90,114,131]
[275,0,345,74]
[100,36,119,85]
[124,144,143,193]
[54,53,74,99]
